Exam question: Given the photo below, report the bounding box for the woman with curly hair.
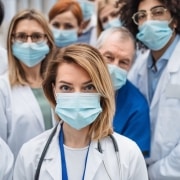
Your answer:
[119,0,180,179]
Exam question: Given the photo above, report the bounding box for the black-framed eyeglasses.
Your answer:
[12,32,47,43]
[132,6,168,25]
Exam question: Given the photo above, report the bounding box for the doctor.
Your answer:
[0,9,55,158]
[119,0,180,179]
[97,27,151,157]
[0,137,14,180]
[13,44,148,180]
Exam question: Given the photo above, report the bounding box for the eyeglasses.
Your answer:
[132,6,168,25]
[12,32,47,43]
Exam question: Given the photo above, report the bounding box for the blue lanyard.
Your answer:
[59,127,90,180]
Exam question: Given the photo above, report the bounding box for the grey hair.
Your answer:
[96,27,136,50]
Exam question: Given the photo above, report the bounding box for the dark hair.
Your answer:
[0,0,4,26]
[118,0,180,37]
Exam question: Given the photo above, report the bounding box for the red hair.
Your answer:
[48,0,83,26]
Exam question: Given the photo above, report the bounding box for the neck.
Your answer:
[152,32,176,61]
[22,63,42,88]
[62,123,90,148]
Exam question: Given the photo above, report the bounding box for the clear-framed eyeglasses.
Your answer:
[12,32,47,43]
[132,6,168,25]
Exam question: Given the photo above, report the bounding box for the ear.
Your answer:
[172,18,178,29]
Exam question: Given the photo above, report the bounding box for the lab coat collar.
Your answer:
[167,39,180,73]
[43,124,61,179]
[84,140,104,179]
[42,124,104,179]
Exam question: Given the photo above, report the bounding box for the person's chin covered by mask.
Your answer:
[48,0,83,48]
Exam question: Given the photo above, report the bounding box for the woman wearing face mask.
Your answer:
[13,43,148,180]
[48,0,83,48]
[0,9,55,158]
[119,0,180,179]
[97,0,123,36]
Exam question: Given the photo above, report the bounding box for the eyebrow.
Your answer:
[103,51,113,55]
[138,5,166,12]
[58,80,93,85]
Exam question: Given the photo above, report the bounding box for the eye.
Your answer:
[64,23,74,30]
[31,33,45,42]
[14,33,27,42]
[52,22,60,29]
[59,85,72,93]
[101,17,108,24]
[152,7,165,17]
[83,84,96,92]
[110,11,119,18]
[103,54,114,63]
[137,12,146,22]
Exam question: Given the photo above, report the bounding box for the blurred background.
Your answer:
[0,0,58,48]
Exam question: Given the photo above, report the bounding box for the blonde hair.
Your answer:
[7,9,55,87]
[43,43,115,140]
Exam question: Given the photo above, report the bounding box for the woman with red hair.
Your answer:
[48,0,83,48]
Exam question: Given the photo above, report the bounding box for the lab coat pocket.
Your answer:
[165,84,180,99]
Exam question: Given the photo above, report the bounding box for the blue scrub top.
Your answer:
[113,80,151,157]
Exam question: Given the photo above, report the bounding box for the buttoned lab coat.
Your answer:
[0,74,56,158]
[13,124,148,180]
[128,41,180,179]
[0,137,14,180]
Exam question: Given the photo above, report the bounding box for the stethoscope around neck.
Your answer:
[34,123,121,180]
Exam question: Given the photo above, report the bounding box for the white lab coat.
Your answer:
[0,137,14,180]
[0,47,8,75]
[128,40,180,179]
[13,124,148,180]
[0,74,56,158]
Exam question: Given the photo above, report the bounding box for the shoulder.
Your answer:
[102,133,146,167]
[19,128,53,153]
[17,126,59,161]
[103,133,142,155]
[120,80,149,109]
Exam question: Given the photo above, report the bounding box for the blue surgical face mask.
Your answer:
[55,93,102,130]
[102,18,122,30]
[12,41,50,67]
[52,28,78,47]
[107,64,127,90]
[78,0,96,21]
[136,20,173,51]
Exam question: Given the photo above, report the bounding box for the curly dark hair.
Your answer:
[118,0,180,37]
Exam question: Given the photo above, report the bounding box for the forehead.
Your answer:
[50,11,78,25]
[102,32,134,52]
[56,62,90,81]
[138,0,164,10]
[14,19,44,33]
[99,4,117,18]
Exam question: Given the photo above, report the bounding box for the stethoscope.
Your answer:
[34,123,121,180]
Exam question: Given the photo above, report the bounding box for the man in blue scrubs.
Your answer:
[97,27,151,157]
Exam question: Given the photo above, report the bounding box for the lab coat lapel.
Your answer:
[84,141,103,179]
[43,124,61,179]
[18,85,44,129]
[151,40,180,108]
